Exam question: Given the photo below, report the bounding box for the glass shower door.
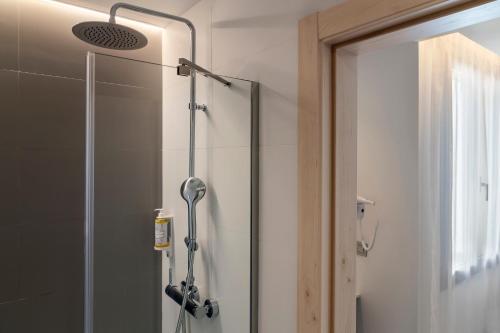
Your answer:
[86,52,258,333]
[86,52,165,333]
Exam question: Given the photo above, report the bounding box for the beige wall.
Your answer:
[356,42,419,333]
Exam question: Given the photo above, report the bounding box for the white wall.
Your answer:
[161,1,254,331]
[161,0,342,332]
[356,42,419,333]
[460,18,500,55]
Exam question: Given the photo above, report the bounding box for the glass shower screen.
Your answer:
[85,52,258,333]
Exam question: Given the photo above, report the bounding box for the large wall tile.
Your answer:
[94,282,160,333]
[189,229,251,333]
[17,149,84,221]
[0,0,19,70]
[0,299,32,333]
[94,149,160,216]
[93,213,161,333]
[20,0,95,79]
[0,70,19,150]
[17,224,62,298]
[259,145,297,333]
[19,73,85,150]
[0,226,22,303]
[30,290,82,333]
[95,53,164,90]
[0,149,20,227]
[94,212,160,272]
[208,79,252,148]
[95,82,161,152]
[259,81,297,147]
[0,71,20,227]
[206,147,251,235]
[14,221,84,333]
[212,23,298,147]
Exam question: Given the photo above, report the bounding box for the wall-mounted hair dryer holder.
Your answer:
[356,196,379,256]
[165,283,219,319]
[357,196,375,219]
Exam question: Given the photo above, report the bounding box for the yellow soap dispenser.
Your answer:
[154,208,173,252]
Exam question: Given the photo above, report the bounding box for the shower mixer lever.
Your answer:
[165,284,220,319]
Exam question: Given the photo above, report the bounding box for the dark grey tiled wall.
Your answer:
[93,77,162,333]
[0,70,86,333]
[0,1,163,332]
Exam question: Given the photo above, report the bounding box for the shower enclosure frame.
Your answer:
[84,51,260,333]
[85,52,95,333]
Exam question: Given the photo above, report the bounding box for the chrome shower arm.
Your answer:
[109,2,197,177]
[178,58,231,87]
[109,3,195,45]
[108,2,195,67]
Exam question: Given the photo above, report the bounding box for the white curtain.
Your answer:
[419,33,500,333]
[452,62,493,274]
[485,76,500,264]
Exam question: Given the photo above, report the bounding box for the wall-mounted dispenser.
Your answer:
[154,209,173,252]
[154,208,175,285]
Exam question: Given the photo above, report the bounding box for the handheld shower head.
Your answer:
[181,177,206,204]
[72,21,148,50]
[180,177,206,242]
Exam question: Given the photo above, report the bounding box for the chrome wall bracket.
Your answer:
[188,103,208,112]
[357,241,368,257]
[177,58,231,87]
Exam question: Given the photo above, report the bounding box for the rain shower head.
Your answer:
[72,21,148,50]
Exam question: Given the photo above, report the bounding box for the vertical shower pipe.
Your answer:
[110,4,198,333]
[85,52,95,333]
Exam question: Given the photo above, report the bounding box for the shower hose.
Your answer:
[175,244,195,333]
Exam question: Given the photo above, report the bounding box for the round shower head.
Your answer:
[72,21,148,50]
[180,177,206,206]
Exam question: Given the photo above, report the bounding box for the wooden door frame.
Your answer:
[297,1,496,332]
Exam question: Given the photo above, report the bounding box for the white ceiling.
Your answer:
[60,0,200,26]
[460,18,500,55]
